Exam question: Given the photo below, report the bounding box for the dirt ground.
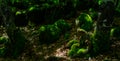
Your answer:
[0,17,120,61]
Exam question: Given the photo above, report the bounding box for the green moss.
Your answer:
[0,36,8,57]
[54,19,71,32]
[0,37,8,44]
[68,43,80,57]
[77,13,93,31]
[71,42,80,49]
[67,39,79,47]
[76,48,88,57]
[64,32,70,40]
[29,6,36,11]
[0,47,6,57]
[89,8,98,20]
[39,25,61,44]
[39,19,71,44]
[110,27,120,39]
[77,48,87,54]
[15,10,26,15]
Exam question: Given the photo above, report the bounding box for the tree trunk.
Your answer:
[0,0,26,58]
[93,1,114,53]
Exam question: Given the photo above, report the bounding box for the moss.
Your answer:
[0,37,8,44]
[0,47,6,57]
[0,37,8,57]
[77,48,87,54]
[54,19,71,33]
[67,39,79,48]
[77,13,93,31]
[38,19,71,44]
[15,10,28,27]
[68,43,80,57]
[39,25,61,44]
[89,8,98,20]
[76,48,88,57]
[110,27,120,39]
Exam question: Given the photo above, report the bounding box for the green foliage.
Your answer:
[15,10,26,15]
[77,13,93,31]
[89,8,98,20]
[91,37,99,55]
[116,1,120,14]
[67,39,79,48]
[0,37,8,44]
[0,47,6,57]
[76,48,88,57]
[77,28,89,48]
[15,10,28,27]
[77,48,87,54]
[54,19,71,32]
[0,36,8,57]
[38,19,71,44]
[68,43,80,57]
[39,25,61,44]
[110,27,120,39]
[67,37,90,57]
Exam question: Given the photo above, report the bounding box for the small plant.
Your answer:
[77,13,93,31]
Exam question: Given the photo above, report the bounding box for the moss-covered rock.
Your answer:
[39,25,61,44]
[54,19,71,33]
[77,13,93,31]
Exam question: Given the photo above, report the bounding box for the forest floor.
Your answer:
[0,15,120,61]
